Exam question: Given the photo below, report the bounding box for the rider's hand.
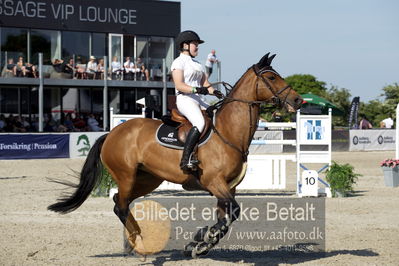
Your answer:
[213,90,224,99]
[195,87,209,95]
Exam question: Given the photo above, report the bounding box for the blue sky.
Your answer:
[172,0,398,102]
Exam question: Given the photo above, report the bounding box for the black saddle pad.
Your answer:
[156,123,212,150]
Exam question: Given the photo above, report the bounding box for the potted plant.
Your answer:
[380,159,399,187]
[326,161,361,197]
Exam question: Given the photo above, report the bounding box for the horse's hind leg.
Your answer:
[111,168,163,253]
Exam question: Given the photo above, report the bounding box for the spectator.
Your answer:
[135,57,149,81]
[380,117,394,129]
[123,56,134,80]
[20,116,30,131]
[0,114,6,131]
[359,115,372,129]
[4,58,16,77]
[205,49,218,78]
[87,113,102,131]
[75,57,87,79]
[111,56,122,80]
[73,113,86,131]
[16,56,27,77]
[64,58,74,75]
[52,59,65,73]
[63,113,77,131]
[25,62,37,78]
[43,113,57,132]
[86,56,97,79]
[96,58,105,79]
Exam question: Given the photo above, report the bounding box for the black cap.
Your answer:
[176,30,204,49]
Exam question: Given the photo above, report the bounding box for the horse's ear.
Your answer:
[266,54,276,66]
[257,52,270,68]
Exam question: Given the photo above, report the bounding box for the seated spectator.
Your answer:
[87,113,102,131]
[135,57,149,81]
[63,113,77,131]
[75,57,87,79]
[4,58,16,77]
[0,114,6,132]
[123,56,134,80]
[111,56,122,80]
[73,113,86,131]
[24,62,37,78]
[16,56,27,77]
[43,113,57,132]
[20,116,30,131]
[86,56,97,79]
[64,58,74,75]
[52,59,65,73]
[96,58,105,79]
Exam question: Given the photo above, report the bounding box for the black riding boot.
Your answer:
[180,126,201,171]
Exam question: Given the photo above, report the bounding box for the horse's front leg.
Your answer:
[184,181,239,258]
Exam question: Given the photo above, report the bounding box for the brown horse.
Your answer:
[48,53,302,258]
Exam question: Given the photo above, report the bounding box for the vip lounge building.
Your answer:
[0,0,180,130]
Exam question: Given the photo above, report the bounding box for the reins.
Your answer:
[208,65,293,162]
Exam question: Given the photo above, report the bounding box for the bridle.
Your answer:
[209,65,294,162]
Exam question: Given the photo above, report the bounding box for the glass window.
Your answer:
[0,27,28,70]
[92,33,106,59]
[145,36,174,81]
[62,31,90,64]
[136,36,149,67]
[31,29,61,65]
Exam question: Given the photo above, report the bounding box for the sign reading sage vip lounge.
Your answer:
[129,197,325,257]
[0,134,69,159]
[350,129,395,151]
[0,0,180,36]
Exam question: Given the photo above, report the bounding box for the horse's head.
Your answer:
[253,53,302,112]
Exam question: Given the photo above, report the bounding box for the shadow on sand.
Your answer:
[93,248,378,266]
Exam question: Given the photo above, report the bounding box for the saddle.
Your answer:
[156,109,213,150]
[166,109,211,143]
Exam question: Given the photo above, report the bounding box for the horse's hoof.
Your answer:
[183,242,197,258]
[193,241,211,257]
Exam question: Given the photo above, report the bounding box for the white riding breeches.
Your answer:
[176,94,210,133]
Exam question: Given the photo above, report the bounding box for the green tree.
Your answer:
[285,74,327,96]
[380,83,399,119]
[325,86,352,127]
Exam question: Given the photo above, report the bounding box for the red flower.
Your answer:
[381,159,399,168]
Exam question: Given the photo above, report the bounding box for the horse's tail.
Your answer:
[48,134,108,214]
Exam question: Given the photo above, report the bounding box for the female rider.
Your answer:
[171,30,222,171]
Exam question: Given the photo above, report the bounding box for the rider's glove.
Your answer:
[194,87,209,95]
[213,90,224,99]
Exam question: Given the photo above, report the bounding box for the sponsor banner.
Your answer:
[350,129,395,151]
[0,134,69,159]
[69,132,107,158]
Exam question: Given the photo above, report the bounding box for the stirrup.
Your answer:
[181,153,200,171]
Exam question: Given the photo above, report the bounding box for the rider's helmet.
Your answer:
[176,30,204,51]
